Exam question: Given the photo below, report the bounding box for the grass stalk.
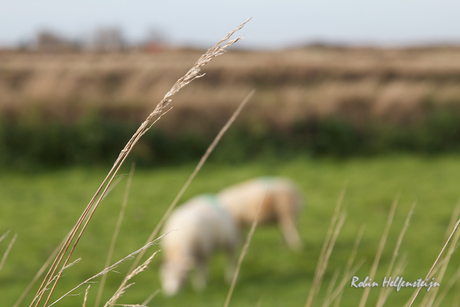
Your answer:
[323,269,340,307]
[104,251,158,307]
[305,182,347,307]
[32,258,82,306]
[452,268,460,307]
[358,193,399,307]
[407,204,460,307]
[376,201,415,307]
[0,230,10,244]
[95,163,136,307]
[432,264,460,307]
[314,213,346,305]
[83,285,90,307]
[224,189,267,307]
[17,180,122,307]
[46,237,162,307]
[140,289,160,306]
[420,208,460,307]
[380,254,407,306]
[14,233,69,307]
[444,199,460,242]
[30,19,250,307]
[331,225,365,307]
[0,233,17,274]
[325,259,365,307]
[408,210,460,306]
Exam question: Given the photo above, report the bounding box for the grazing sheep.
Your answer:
[217,177,303,250]
[160,194,240,296]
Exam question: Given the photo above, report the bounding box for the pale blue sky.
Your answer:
[1,0,460,49]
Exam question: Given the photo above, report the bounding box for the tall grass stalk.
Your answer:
[420,202,460,307]
[323,269,340,306]
[95,163,136,307]
[314,213,346,304]
[17,180,122,307]
[83,285,90,307]
[140,289,160,306]
[104,251,158,307]
[31,258,82,306]
[123,89,255,278]
[327,259,365,307]
[381,254,408,306]
[432,265,460,307]
[331,225,365,307]
[405,246,459,307]
[46,238,162,307]
[376,201,415,307]
[408,208,460,306]
[305,182,347,307]
[0,230,10,244]
[455,284,460,307]
[14,234,69,307]
[224,189,267,307]
[30,19,250,307]
[358,194,399,307]
[0,233,17,274]
[443,199,460,242]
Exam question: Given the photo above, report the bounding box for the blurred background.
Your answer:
[1,0,460,167]
[2,1,460,307]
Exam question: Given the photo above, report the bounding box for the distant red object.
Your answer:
[143,43,165,53]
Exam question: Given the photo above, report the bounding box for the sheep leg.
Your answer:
[224,246,237,283]
[276,191,302,250]
[279,215,302,250]
[192,258,207,291]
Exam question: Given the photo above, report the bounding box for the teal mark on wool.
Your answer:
[200,193,221,207]
[200,193,232,219]
[258,176,275,187]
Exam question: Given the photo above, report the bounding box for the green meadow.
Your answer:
[1,155,460,306]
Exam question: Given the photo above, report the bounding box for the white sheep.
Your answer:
[160,194,240,296]
[217,177,303,250]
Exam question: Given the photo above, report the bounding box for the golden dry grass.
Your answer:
[2,46,460,131]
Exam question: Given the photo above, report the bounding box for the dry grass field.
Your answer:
[1,46,460,129]
[1,46,460,168]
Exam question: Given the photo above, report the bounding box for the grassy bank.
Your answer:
[1,156,460,306]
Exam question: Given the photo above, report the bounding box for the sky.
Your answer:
[1,0,460,50]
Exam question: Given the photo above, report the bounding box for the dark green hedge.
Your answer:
[2,105,460,170]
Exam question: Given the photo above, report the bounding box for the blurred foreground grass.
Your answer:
[1,155,460,306]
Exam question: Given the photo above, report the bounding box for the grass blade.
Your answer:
[95,163,136,307]
[331,225,365,307]
[408,209,460,306]
[0,233,17,274]
[376,201,415,307]
[359,194,399,307]
[305,182,347,307]
[224,189,267,307]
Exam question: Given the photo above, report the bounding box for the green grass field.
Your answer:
[2,155,460,306]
